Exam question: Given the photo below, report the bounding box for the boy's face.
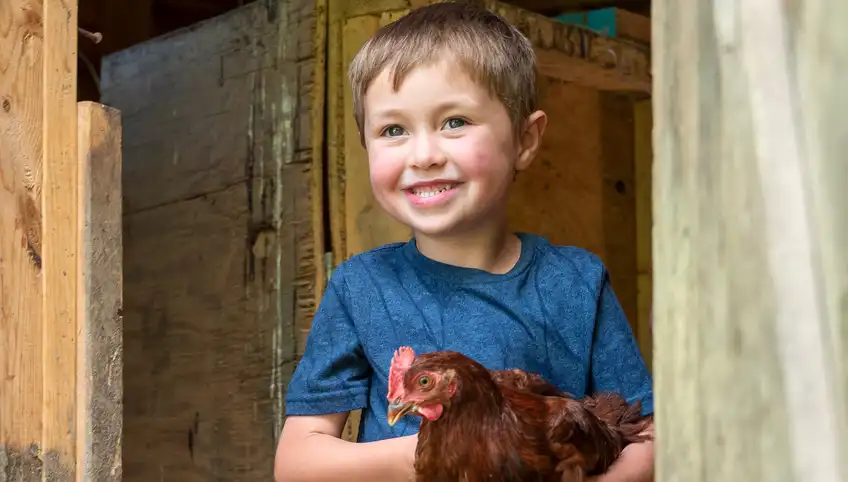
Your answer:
[361,58,544,239]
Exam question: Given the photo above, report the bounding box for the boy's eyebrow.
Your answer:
[369,99,479,121]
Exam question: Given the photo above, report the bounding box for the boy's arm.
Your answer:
[274,413,417,482]
[588,267,655,482]
[275,264,417,482]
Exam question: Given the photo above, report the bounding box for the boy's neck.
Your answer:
[413,223,522,275]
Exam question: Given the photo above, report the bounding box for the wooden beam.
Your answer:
[483,1,650,93]
[42,0,80,477]
[2,0,83,477]
[502,0,649,15]
[0,0,48,473]
[75,101,123,482]
[653,0,848,481]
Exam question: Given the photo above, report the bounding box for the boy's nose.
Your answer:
[408,133,447,169]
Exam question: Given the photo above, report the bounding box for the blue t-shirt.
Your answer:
[284,232,653,443]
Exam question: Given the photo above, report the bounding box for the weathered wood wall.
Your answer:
[326,0,651,441]
[99,0,321,479]
[1,1,124,479]
[653,1,848,480]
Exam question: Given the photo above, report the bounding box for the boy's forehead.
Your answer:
[366,59,487,106]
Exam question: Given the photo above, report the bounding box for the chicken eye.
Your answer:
[418,375,431,387]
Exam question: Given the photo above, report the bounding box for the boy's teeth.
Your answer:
[411,184,454,197]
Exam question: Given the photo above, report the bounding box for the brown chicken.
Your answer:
[386,346,653,482]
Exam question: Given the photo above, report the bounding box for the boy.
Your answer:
[274,2,654,481]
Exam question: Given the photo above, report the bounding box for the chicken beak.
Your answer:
[387,400,416,426]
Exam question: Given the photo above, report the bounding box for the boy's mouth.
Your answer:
[408,183,458,198]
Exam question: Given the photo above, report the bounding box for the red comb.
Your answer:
[387,346,416,401]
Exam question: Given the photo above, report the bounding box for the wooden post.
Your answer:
[76,101,124,481]
[1,1,123,479]
[41,0,81,477]
[652,1,848,481]
[1,0,80,478]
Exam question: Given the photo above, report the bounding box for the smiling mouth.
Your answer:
[407,183,458,197]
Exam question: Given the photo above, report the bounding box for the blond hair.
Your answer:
[347,1,537,141]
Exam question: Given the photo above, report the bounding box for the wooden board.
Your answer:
[633,98,652,371]
[1,0,81,479]
[76,101,124,482]
[100,0,320,479]
[41,0,81,477]
[0,0,49,476]
[652,0,848,480]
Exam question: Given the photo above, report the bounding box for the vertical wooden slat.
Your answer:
[304,0,329,354]
[76,101,123,482]
[633,98,652,372]
[0,0,47,477]
[41,0,79,476]
[653,0,848,481]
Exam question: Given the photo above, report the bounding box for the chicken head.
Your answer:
[386,346,458,426]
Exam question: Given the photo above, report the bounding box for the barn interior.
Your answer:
[76,0,655,479]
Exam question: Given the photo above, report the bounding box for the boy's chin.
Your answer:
[406,217,463,239]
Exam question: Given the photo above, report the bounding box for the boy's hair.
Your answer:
[347,1,537,140]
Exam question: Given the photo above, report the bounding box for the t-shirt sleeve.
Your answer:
[284,265,371,416]
[589,269,654,416]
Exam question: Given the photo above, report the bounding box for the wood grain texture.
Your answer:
[40,0,80,477]
[100,0,318,479]
[652,1,848,480]
[75,101,123,482]
[0,0,47,471]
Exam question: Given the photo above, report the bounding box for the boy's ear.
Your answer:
[515,110,547,171]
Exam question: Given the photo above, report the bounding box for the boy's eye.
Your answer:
[443,118,466,130]
[382,125,406,137]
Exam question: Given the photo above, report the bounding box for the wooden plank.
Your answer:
[652,0,848,481]
[0,0,47,477]
[41,0,80,478]
[100,1,319,479]
[552,8,650,45]
[504,0,648,14]
[75,101,123,482]
[633,98,652,371]
[483,0,651,92]
[326,0,346,268]
[614,8,650,44]
[303,0,328,356]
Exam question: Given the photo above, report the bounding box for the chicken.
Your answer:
[386,346,653,482]
[491,368,653,444]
